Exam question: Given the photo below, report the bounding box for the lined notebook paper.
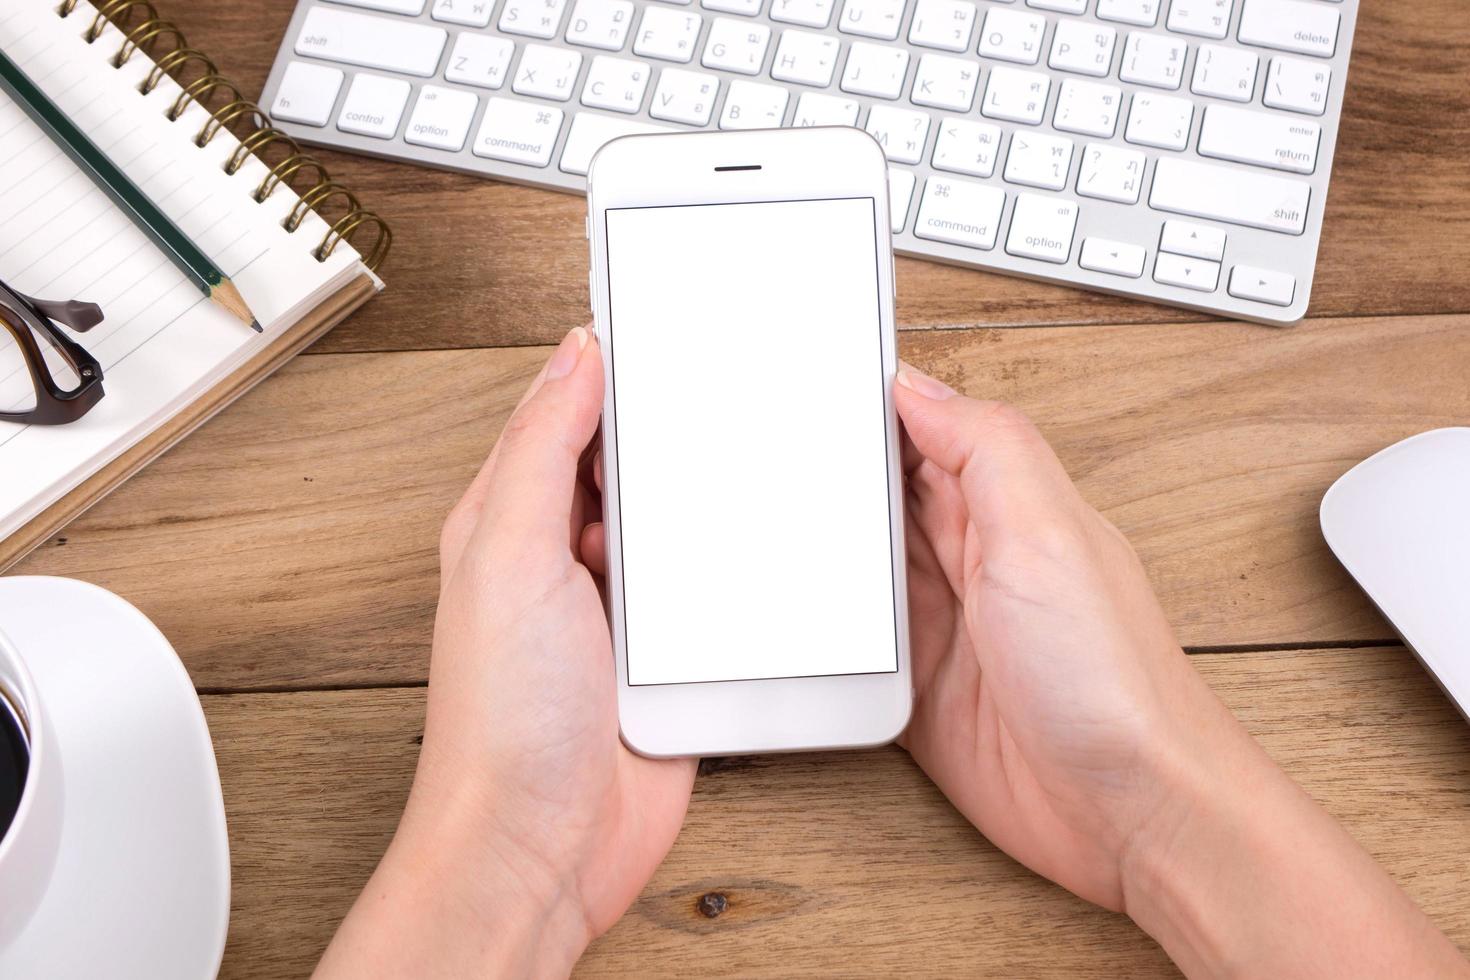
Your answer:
[0,2,379,548]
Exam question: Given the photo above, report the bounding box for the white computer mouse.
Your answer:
[1321,428,1470,720]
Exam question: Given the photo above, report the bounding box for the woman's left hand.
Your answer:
[316,327,696,979]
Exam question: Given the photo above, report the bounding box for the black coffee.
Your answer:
[0,692,28,843]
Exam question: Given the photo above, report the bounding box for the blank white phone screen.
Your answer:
[604,197,898,686]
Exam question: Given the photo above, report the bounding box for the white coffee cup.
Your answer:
[0,627,63,950]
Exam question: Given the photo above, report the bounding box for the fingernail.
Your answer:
[897,368,957,400]
[546,326,589,380]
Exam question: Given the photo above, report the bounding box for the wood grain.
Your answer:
[206,646,1470,978]
[139,0,1470,352]
[16,313,1468,689]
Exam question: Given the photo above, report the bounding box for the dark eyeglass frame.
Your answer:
[0,279,105,426]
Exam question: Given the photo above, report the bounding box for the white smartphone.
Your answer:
[586,127,911,758]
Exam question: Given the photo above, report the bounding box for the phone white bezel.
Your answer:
[587,127,911,758]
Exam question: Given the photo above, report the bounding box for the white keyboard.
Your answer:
[261,0,1358,324]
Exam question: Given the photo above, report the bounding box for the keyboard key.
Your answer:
[932,117,1002,177]
[431,0,494,26]
[771,29,840,86]
[1119,31,1186,89]
[473,97,564,165]
[907,0,977,53]
[270,61,344,127]
[978,8,1046,65]
[793,91,861,125]
[1027,0,1085,12]
[719,79,789,128]
[1154,252,1220,291]
[840,42,910,99]
[981,66,1049,125]
[561,112,671,172]
[1160,220,1226,261]
[513,45,583,100]
[1077,142,1144,203]
[1191,44,1257,102]
[1125,92,1192,150]
[915,176,1005,249]
[1048,20,1116,78]
[866,105,930,163]
[1263,57,1331,116]
[499,0,571,37]
[294,6,447,76]
[837,0,906,40]
[1165,0,1231,40]
[581,55,651,111]
[771,0,834,26]
[649,67,720,123]
[337,72,412,138]
[1150,157,1309,234]
[1238,0,1339,58]
[888,166,916,232]
[1053,78,1122,138]
[703,0,763,14]
[567,0,635,49]
[1006,193,1078,263]
[326,0,426,15]
[910,54,980,112]
[1079,238,1145,278]
[404,84,478,150]
[1004,131,1072,190]
[1228,265,1296,306]
[1095,0,1157,26]
[702,18,772,73]
[445,33,516,89]
[1199,104,1320,174]
[634,7,702,61]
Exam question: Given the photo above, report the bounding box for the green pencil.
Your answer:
[0,48,260,332]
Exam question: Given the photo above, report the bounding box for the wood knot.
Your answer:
[696,892,728,918]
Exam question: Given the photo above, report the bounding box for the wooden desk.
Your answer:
[15,2,1470,974]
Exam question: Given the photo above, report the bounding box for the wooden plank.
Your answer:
[206,647,1470,978]
[144,1,1470,351]
[14,314,1468,689]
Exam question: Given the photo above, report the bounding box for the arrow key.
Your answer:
[1079,237,1146,278]
[1155,252,1221,292]
[1228,265,1296,306]
[1160,220,1227,261]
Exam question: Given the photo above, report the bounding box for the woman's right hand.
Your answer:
[894,363,1468,978]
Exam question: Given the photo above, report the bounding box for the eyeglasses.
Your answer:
[0,278,105,426]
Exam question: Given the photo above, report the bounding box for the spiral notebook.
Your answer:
[0,1,391,570]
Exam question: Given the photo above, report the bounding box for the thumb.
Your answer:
[462,327,604,562]
[895,363,1083,545]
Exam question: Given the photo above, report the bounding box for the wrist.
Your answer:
[318,776,592,979]
[1113,683,1464,980]
[1116,685,1284,977]
[399,779,594,974]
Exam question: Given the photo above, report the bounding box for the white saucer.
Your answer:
[0,577,229,979]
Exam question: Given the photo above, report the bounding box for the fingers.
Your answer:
[894,363,1084,547]
[449,327,605,571]
[580,522,607,576]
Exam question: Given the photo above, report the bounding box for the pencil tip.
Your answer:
[250,319,263,333]
[212,278,259,330]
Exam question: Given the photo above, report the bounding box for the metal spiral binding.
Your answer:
[55,0,391,272]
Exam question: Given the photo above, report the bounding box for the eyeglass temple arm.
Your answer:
[22,295,104,333]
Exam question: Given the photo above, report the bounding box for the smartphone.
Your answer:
[586,127,911,758]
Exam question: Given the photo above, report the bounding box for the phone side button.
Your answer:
[588,267,595,315]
